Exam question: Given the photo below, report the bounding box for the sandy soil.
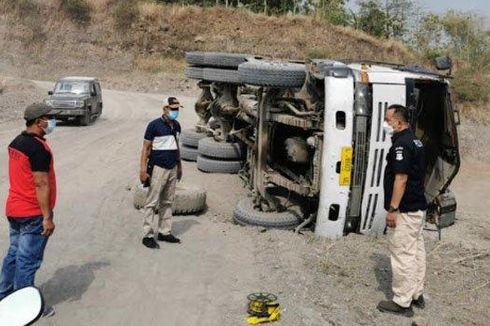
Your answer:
[0,80,488,326]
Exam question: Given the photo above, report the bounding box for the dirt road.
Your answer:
[0,83,489,326]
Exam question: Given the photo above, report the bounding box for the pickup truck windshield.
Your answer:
[54,81,89,94]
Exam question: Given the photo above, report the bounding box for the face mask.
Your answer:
[168,111,179,121]
[42,119,57,135]
[383,121,394,135]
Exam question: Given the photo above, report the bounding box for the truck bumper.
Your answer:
[52,108,86,117]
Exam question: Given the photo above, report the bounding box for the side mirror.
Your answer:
[0,286,43,325]
[434,56,452,71]
[48,91,53,95]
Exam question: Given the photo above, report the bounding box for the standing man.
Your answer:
[377,104,428,317]
[0,103,57,316]
[140,97,183,249]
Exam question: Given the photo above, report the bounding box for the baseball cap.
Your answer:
[24,103,54,121]
[167,97,183,109]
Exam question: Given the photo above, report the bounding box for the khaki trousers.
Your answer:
[389,210,426,308]
[143,165,177,238]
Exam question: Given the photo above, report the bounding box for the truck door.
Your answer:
[358,83,406,235]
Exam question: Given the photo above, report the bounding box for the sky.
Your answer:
[348,0,490,26]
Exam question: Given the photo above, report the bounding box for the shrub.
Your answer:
[59,0,91,26]
[113,0,139,31]
[452,67,490,103]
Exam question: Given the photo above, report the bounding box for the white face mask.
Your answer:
[383,121,394,135]
[42,119,57,135]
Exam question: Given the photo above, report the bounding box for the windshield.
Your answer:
[54,81,89,94]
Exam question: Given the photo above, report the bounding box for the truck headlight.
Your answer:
[45,99,54,107]
[74,100,84,107]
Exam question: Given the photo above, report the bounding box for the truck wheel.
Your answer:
[180,144,199,162]
[173,184,207,215]
[181,128,207,148]
[233,197,301,229]
[203,52,251,68]
[198,137,245,160]
[203,68,240,84]
[185,66,204,80]
[238,60,306,88]
[133,184,207,215]
[79,110,91,126]
[197,155,243,174]
[185,52,205,66]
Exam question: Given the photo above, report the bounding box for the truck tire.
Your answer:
[203,68,240,84]
[180,144,199,162]
[185,51,205,66]
[197,155,243,174]
[238,60,306,88]
[172,184,207,215]
[185,66,204,80]
[233,197,301,229]
[203,52,251,68]
[133,184,207,215]
[180,128,207,148]
[198,137,245,160]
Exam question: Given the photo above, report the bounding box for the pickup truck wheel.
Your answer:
[185,66,205,80]
[203,52,251,68]
[133,184,207,215]
[180,144,199,162]
[238,60,306,88]
[185,51,205,66]
[203,68,241,84]
[233,197,301,229]
[181,128,207,148]
[79,110,91,126]
[197,155,243,174]
[198,137,245,160]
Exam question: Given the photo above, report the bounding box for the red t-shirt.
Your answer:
[5,132,57,218]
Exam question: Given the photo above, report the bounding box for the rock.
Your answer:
[412,316,428,326]
[194,36,205,43]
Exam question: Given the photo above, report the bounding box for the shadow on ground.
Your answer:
[40,261,110,306]
[372,253,393,299]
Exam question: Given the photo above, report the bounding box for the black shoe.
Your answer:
[412,295,425,309]
[377,300,414,317]
[142,237,160,249]
[157,233,181,243]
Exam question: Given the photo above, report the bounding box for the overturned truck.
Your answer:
[184,52,460,239]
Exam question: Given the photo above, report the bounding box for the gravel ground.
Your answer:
[0,77,45,123]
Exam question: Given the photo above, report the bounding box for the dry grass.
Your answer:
[132,55,185,74]
[460,102,490,125]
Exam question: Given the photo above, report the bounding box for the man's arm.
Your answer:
[386,174,408,228]
[33,171,55,237]
[140,140,152,183]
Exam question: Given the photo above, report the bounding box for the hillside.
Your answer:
[0,0,423,93]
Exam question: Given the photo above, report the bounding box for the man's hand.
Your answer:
[42,213,55,237]
[386,212,397,228]
[177,164,183,181]
[140,170,150,184]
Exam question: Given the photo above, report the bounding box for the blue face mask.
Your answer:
[42,119,57,135]
[168,111,179,121]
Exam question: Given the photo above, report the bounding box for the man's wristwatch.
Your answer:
[388,206,399,213]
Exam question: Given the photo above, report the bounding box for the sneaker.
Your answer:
[142,237,160,249]
[412,295,425,309]
[157,233,181,243]
[377,300,414,317]
[42,305,56,318]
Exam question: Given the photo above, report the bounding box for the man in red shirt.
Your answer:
[0,103,57,316]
